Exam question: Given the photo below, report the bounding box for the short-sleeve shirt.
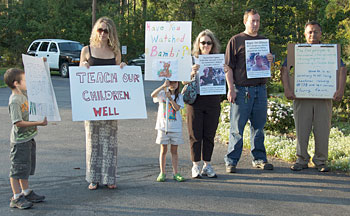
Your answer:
[153,91,184,132]
[9,93,37,143]
[225,32,268,86]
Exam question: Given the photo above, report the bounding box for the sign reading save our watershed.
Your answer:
[145,21,192,81]
[69,66,147,121]
[294,44,337,98]
[22,54,61,121]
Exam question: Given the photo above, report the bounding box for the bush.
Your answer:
[265,98,294,134]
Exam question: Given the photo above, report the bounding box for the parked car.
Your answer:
[27,39,83,78]
[128,53,145,72]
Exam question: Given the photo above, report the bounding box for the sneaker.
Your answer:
[201,164,217,178]
[156,173,166,182]
[24,190,45,203]
[252,160,274,170]
[173,173,185,182]
[191,165,201,178]
[10,195,33,209]
[290,163,308,171]
[316,165,329,172]
[226,164,236,173]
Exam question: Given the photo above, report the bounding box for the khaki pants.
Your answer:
[293,99,332,166]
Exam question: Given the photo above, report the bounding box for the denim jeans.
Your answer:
[224,85,268,166]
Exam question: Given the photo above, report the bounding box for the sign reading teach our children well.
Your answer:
[69,66,147,121]
[145,21,192,81]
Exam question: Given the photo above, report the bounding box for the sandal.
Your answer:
[156,173,166,182]
[107,185,117,189]
[88,182,99,190]
[173,173,185,182]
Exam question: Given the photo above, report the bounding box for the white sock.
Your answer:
[193,161,200,166]
[22,189,32,196]
[13,193,21,199]
[203,162,210,167]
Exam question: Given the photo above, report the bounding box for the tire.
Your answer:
[60,62,69,78]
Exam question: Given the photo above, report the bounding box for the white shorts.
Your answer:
[156,130,184,145]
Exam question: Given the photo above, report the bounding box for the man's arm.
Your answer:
[333,66,347,101]
[225,38,237,103]
[225,66,236,103]
[280,66,296,100]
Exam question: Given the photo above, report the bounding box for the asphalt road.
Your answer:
[0,75,349,216]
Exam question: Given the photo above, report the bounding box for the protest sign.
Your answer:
[145,21,192,81]
[245,39,271,78]
[197,54,226,95]
[22,54,61,121]
[69,66,147,121]
[294,44,338,98]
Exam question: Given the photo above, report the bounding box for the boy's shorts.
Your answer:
[9,139,36,179]
[156,130,184,145]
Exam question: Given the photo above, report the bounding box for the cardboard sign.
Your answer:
[69,66,147,121]
[22,54,61,121]
[286,44,341,99]
[145,21,192,81]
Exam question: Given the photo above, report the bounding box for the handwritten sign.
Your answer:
[197,54,226,95]
[145,21,192,81]
[22,54,61,121]
[245,39,271,78]
[69,66,147,121]
[294,44,337,98]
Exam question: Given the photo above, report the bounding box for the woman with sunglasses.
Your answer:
[186,29,229,178]
[80,16,126,190]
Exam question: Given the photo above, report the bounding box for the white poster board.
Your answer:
[22,54,61,121]
[294,44,337,98]
[197,54,226,95]
[69,66,147,121]
[245,39,271,78]
[145,21,192,81]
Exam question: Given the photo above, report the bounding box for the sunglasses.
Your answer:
[200,41,213,45]
[97,28,109,34]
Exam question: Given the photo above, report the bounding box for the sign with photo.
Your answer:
[245,39,271,78]
[197,54,226,95]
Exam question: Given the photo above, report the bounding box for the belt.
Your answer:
[236,83,265,87]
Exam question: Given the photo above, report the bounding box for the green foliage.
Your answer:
[1,0,350,65]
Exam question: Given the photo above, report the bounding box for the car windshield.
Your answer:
[58,42,83,52]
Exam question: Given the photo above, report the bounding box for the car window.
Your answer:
[39,42,49,51]
[58,42,83,52]
[49,43,58,52]
[29,42,40,51]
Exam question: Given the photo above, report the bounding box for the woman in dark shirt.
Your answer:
[79,16,125,190]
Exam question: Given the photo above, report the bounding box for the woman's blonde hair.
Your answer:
[90,16,120,56]
[192,29,220,58]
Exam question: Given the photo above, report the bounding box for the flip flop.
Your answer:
[88,183,99,190]
[107,184,117,189]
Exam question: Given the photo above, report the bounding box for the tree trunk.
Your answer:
[142,0,147,19]
[92,0,97,28]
